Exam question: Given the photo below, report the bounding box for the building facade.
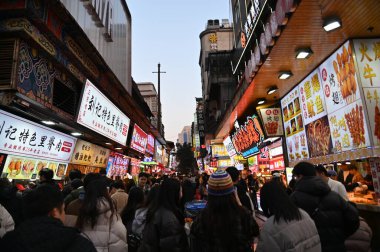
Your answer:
[0,0,162,178]
[177,126,191,145]
[137,82,165,137]
[199,19,235,146]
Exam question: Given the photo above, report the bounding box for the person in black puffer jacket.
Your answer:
[291,162,359,252]
[138,178,189,252]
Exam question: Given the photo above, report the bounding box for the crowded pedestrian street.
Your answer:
[0,0,380,251]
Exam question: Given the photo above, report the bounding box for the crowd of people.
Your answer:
[0,162,373,252]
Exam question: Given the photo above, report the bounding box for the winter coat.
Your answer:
[64,186,85,208]
[291,176,359,252]
[80,198,127,252]
[0,216,96,252]
[132,207,148,237]
[190,206,259,252]
[0,203,14,238]
[345,217,372,252]
[0,185,23,226]
[138,206,189,252]
[111,189,129,214]
[256,208,321,252]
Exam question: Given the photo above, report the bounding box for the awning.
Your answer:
[140,161,157,165]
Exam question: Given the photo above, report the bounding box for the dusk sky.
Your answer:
[127,1,231,142]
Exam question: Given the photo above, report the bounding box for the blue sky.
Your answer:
[127,0,231,142]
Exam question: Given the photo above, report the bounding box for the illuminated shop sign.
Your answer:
[231,115,265,158]
[77,79,130,146]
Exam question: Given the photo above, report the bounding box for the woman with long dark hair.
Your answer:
[76,173,127,252]
[138,178,189,252]
[190,170,259,252]
[120,186,144,252]
[256,180,321,252]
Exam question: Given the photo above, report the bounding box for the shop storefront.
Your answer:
[279,39,380,240]
[0,110,76,182]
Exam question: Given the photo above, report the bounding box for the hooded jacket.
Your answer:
[256,208,321,252]
[0,216,96,252]
[80,198,127,252]
[138,206,189,252]
[291,176,359,252]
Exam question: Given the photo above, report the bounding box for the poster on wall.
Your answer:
[231,115,265,158]
[281,86,309,162]
[259,108,284,136]
[77,79,131,146]
[353,38,380,146]
[299,69,328,125]
[327,99,371,152]
[304,115,333,157]
[1,154,67,180]
[130,124,148,154]
[319,41,362,115]
[0,110,76,162]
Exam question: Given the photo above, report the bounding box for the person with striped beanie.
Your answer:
[190,170,259,252]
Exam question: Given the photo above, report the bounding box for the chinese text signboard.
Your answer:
[280,86,309,162]
[77,79,130,146]
[70,139,110,168]
[231,115,265,159]
[319,41,362,115]
[259,108,284,136]
[354,39,380,146]
[196,99,205,144]
[211,144,229,158]
[106,152,129,178]
[223,136,237,158]
[130,124,148,154]
[146,134,155,155]
[319,41,371,152]
[0,110,76,162]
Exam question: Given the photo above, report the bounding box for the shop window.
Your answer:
[53,78,77,116]
[0,39,16,87]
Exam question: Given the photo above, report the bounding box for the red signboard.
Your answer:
[130,124,148,153]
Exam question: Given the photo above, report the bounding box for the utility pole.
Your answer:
[152,63,166,136]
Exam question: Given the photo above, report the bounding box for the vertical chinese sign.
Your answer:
[354,39,380,147]
[196,98,205,145]
[77,79,131,146]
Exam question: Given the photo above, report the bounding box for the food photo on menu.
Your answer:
[294,97,301,113]
[283,107,289,121]
[288,103,295,117]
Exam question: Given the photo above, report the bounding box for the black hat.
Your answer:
[293,162,316,177]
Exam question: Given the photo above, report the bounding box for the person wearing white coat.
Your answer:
[76,173,127,252]
[256,180,321,252]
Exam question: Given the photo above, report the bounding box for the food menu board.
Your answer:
[281,86,309,162]
[353,39,380,146]
[327,99,371,152]
[1,154,67,180]
[259,108,284,136]
[319,41,361,114]
[299,69,328,125]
